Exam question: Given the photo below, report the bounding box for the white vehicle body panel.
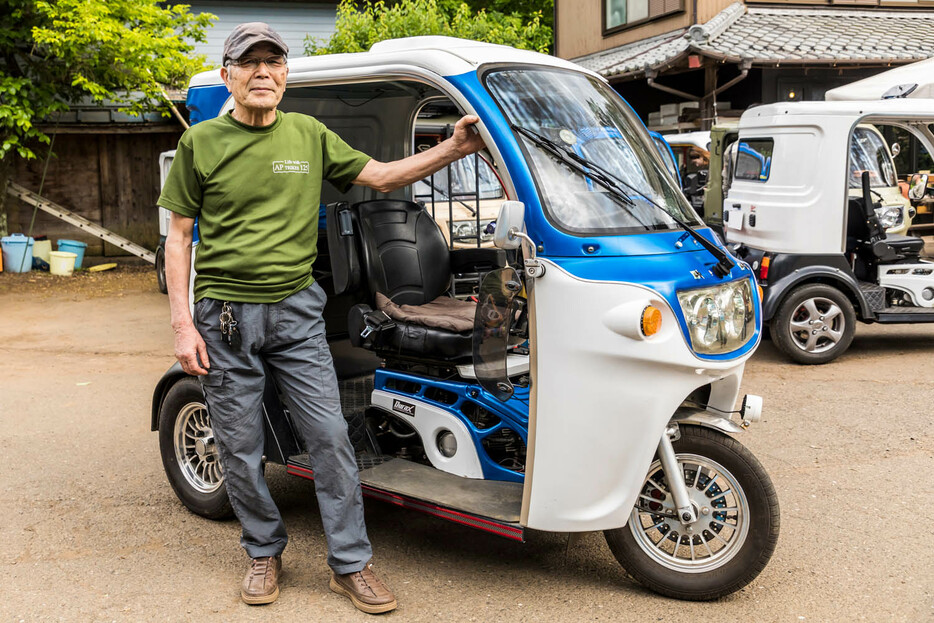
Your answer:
[158,150,176,238]
[878,261,934,307]
[662,130,711,151]
[521,260,749,532]
[189,36,602,90]
[724,100,934,254]
[370,389,484,479]
[826,58,934,101]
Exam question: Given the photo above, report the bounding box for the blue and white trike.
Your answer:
[151,37,779,600]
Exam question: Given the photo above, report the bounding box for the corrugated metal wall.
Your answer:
[182,1,338,63]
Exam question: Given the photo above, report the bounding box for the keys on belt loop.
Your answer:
[220,301,241,350]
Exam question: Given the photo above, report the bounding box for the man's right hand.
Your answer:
[174,321,210,376]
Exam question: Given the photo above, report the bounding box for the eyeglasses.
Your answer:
[228,56,287,70]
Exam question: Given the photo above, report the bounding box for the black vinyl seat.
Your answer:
[327,199,497,362]
[883,233,925,257]
[846,198,924,260]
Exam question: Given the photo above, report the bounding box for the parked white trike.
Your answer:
[725,99,934,364]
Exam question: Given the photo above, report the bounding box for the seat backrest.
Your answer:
[325,201,361,296]
[846,197,869,252]
[353,199,452,305]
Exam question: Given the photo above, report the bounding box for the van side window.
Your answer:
[733,139,773,182]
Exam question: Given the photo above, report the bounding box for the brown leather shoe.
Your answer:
[329,561,397,614]
[241,555,281,605]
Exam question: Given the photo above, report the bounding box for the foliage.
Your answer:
[305,0,552,56]
[0,0,215,163]
[440,0,553,30]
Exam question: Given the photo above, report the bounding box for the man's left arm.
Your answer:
[352,115,486,193]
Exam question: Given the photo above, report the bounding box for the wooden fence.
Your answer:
[8,125,183,257]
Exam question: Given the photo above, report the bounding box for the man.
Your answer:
[689,147,710,170]
[159,23,485,613]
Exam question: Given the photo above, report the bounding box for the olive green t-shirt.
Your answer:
[158,110,371,303]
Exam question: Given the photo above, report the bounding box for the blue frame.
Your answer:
[649,131,681,185]
[374,369,529,483]
[444,69,760,361]
[187,84,230,126]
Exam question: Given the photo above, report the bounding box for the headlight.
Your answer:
[452,219,496,242]
[677,279,756,355]
[874,205,903,229]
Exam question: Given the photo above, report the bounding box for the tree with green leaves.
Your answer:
[305,0,552,57]
[0,0,215,234]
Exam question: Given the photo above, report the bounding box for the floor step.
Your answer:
[285,455,524,540]
[858,281,886,311]
[875,306,934,323]
[357,458,523,523]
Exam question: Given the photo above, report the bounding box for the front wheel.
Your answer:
[604,425,779,601]
[158,376,232,519]
[772,283,856,364]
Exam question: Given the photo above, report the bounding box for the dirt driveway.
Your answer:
[1,267,933,622]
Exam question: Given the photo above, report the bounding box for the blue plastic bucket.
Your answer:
[57,239,88,269]
[1,234,35,273]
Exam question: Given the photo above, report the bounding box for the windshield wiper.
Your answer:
[512,124,735,278]
[512,125,635,208]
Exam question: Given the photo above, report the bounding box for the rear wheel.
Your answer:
[158,376,232,519]
[772,283,856,364]
[155,245,167,294]
[604,425,779,601]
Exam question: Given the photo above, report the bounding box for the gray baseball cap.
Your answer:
[223,22,289,64]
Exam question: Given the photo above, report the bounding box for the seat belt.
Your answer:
[360,310,396,339]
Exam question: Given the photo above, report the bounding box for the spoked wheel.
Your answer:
[772,284,856,364]
[158,377,232,519]
[605,425,779,601]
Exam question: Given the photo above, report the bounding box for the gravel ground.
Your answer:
[1,266,933,622]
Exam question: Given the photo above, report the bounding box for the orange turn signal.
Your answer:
[641,305,662,336]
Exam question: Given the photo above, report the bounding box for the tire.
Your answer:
[604,425,780,601]
[772,283,856,364]
[155,245,167,294]
[158,376,233,519]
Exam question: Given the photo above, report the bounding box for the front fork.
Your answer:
[658,424,698,526]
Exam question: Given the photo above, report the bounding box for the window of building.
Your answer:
[605,0,683,32]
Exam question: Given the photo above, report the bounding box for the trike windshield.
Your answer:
[485,68,699,235]
[848,126,897,189]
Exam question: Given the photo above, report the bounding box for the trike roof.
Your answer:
[825,57,934,101]
[189,36,601,89]
[738,99,934,128]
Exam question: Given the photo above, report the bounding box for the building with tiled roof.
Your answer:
[558,0,934,130]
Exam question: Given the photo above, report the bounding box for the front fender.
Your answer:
[672,408,745,434]
[151,362,188,431]
[764,265,871,321]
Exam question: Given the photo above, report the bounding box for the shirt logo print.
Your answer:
[273,160,310,174]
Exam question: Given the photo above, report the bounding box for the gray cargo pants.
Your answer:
[193,281,372,574]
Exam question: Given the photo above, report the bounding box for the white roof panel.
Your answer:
[189,36,598,88]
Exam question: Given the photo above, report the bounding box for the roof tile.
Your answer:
[572,3,934,77]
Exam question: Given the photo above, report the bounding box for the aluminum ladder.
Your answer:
[6,181,156,264]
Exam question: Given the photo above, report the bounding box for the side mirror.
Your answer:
[891,143,901,157]
[910,173,929,200]
[493,201,525,250]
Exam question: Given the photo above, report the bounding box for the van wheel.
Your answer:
[155,245,167,294]
[158,376,232,519]
[772,284,855,364]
